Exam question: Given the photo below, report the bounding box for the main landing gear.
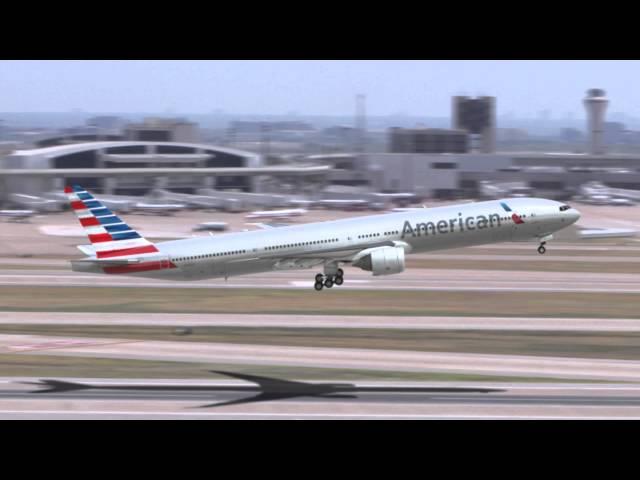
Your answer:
[537,242,547,255]
[314,268,344,291]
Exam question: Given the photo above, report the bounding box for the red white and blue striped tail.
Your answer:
[64,185,159,259]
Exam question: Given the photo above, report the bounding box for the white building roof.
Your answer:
[9,141,261,160]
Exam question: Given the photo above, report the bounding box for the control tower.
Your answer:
[583,88,609,155]
[452,96,496,153]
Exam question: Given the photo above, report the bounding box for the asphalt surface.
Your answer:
[0,206,638,418]
[3,311,640,331]
[5,390,640,407]
[1,380,639,419]
[3,334,640,382]
[2,267,640,293]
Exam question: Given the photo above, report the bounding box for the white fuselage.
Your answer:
[86,197,580,281]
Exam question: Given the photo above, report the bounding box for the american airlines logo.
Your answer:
[400,202,524,239]
[500,202,524,224]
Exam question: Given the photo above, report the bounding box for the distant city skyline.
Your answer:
[1,60,640,118]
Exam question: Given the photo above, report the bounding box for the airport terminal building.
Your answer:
[6,140,640,204]
[307,151,640,200]
[0,141,333,201]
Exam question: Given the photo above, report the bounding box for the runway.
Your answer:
[2,311,640,331]
[2,267,640,293]
[3,334,640,381]
[1,205,639,420]
[0,379,639,419]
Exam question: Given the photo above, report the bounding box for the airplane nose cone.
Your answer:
[571,208,581,224]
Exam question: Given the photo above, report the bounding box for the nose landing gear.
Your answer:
[536,235,553,255]
[313,268,344,291]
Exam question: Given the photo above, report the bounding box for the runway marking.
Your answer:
[3,312,640,332]
[8,339,141,353]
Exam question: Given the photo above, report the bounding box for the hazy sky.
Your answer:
[1,60,639,117]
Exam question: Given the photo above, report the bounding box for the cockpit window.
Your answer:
[559,205,571,212]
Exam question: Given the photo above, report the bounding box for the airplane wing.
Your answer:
[256,240,411,268]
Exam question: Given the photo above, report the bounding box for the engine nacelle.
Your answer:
[353,246,405,276]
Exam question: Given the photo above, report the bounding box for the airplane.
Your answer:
[65,185,581,291]
[577,181,639,205]
[478,181,532,200]
[192,222,229,232]
[0,209,35,222]
[133,202,186,216]
[44,192,134,213]
[9,193,63,212]
[245,208,307,220]
[318,199,370,210]
[245,222,292,229]
[390,207,425,213]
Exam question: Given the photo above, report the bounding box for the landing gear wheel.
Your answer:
[314,282,324,291]
[315,273,325,283]
[537,245,546,255]
[324,278,334,288]
[336,268,344,278]
[334,276,344,286]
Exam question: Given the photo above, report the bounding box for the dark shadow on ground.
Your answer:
[22,371,506,408]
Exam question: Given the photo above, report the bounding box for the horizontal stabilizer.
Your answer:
[77,244,97,256]
[72,258,141,266]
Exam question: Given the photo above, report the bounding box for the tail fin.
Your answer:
[64,185,159,259]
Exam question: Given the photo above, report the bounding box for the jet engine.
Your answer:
[353,246,405,276]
